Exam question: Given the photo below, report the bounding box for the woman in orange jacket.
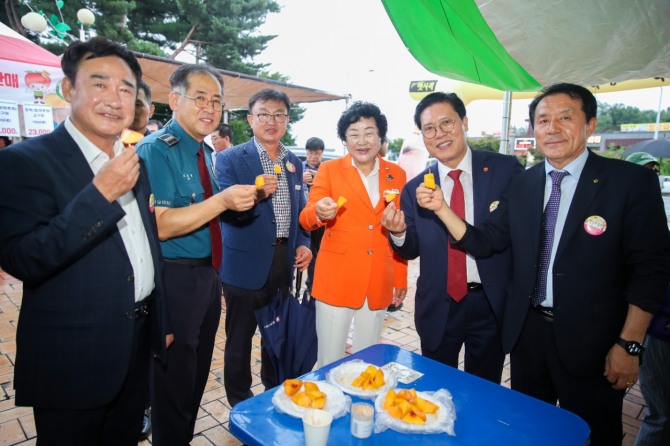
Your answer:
[299,102,408,367]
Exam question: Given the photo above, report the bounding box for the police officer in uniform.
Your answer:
[137,64,256,446]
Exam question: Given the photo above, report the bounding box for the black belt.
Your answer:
[532,305,554,322]
[467,282,483,292]
[164,257,212,267]
[125,298,153,320]
[275,237,288,245]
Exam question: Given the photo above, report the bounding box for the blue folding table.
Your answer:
[229,344,590,445]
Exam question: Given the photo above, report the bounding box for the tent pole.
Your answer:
[500,91,512,154]
[654,87,663,140]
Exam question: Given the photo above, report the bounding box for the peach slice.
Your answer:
[303,382,319,392]
[306,390,326,401]
[424,172,436,189]
[283,379,302,396]
[372,368,385,388]
[337,196,347,208]
[387,405,404,419]
[415,396,439,414]
[255,175,265,189]
[402,408,427,424]
[383,390,397,410]
[274,164,282,174]
[311,397,326,409]
[291,392,311,408]
[120,128,144,147]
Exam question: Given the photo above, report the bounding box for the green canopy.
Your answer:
[382,0,670,91]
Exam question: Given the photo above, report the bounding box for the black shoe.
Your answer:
[387,303,403,312]
[139,408,152,441]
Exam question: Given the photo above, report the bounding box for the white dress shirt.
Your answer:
[392,148,481,283]
[353,156,380,208]
[65,118,155,302]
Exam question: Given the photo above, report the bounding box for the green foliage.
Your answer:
[387,138,403,161]
[596,101,670,133]
[467,136,499,153]
[10,0,281,72]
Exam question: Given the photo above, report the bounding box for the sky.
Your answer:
[255,0,670,152]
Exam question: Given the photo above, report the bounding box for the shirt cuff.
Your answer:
[390,232,406,247]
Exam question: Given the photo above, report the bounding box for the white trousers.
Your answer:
[315,298,387,367]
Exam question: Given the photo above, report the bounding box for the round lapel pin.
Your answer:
[584,215,607,236]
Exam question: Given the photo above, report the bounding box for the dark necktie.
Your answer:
[531,170,569,307]
[197,146,223,272]
[447,169,467,302]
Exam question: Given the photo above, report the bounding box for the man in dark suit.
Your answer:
[0,37,170,445]
[216,89,312,407]
[411,83,670,445]
[382,92,522,383]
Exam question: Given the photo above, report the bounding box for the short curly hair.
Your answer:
[337,101,387,142]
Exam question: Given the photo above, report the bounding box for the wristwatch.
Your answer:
[616,337,645,356]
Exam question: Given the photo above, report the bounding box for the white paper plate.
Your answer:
[373,388,456,435]
[272,380,349,419]
[326,360,397,399]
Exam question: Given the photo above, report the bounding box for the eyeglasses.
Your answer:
[254,113,289,124]
[345,132,379,143]
[178,93,225,111]
[421,119,456,139]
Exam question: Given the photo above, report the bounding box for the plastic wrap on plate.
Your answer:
[374,388,456,435]
[326,359,397,400]
[272,380,350,419]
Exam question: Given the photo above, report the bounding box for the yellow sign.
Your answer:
[409,80,438,101]
[621,122,670,132]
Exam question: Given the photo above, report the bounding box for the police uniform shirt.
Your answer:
[136,120,219,260]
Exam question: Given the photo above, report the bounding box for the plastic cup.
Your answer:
[303,408,333,446]
[350,402,374,439]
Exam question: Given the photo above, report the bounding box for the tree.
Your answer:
[467,136,499,153]
[386,137,403,161]
[5,0,280,74]
[596,101,670,133]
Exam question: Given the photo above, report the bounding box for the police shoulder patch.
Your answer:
[158,133,180,147]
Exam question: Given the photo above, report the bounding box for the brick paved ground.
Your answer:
[0,260,645,444]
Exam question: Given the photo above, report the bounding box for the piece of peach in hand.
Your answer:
[120,128,144,147]
[337,196,347,208]
[255,175,266,189]
[424,172,436,189]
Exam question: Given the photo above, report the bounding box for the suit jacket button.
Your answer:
[367,249,373,255]
[127,274,134,282]
[368,225,374,230]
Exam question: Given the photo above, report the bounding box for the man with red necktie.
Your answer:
[418,84,670,445]
[382,92,523,383]
[137,64,256,446]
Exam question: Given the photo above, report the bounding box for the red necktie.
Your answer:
[197,146,223,271]
[447,169,467,302]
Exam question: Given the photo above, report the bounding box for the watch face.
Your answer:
[617,338,644,356]
[626,342,643,355]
